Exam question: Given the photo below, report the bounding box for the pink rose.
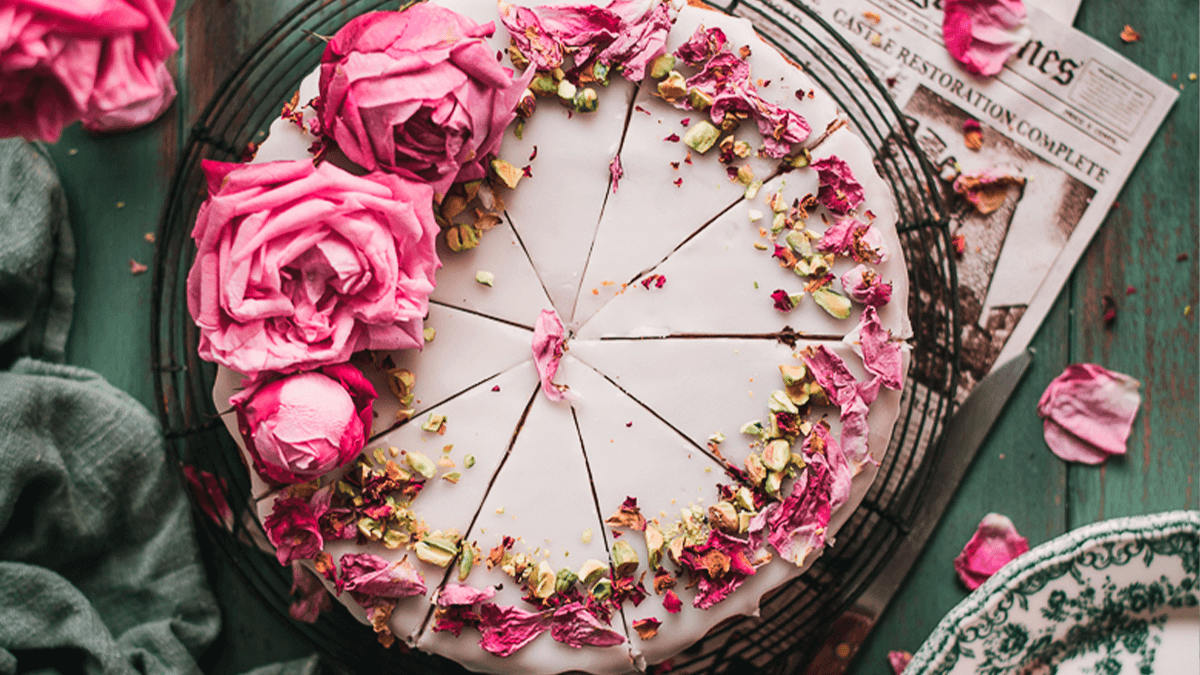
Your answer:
[0,0,178,142]
[231,364,376,485]
[319,5,532,198]
[187,159,440,374]
[942,0,1029,77]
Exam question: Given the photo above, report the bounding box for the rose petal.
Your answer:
[1036,363,1141,465]
[437,582,497,606]
[477,603,551,657]
[811,156,865,215]
[338,552,427,600]
[942,0,1030,77]
[264,496,323,566]
[840,264,893,307]
[289,561,333,623]
[953,513,1029,590]
[532,309,574,401]
[888,651,913,674]
[550,602,626,648]
[952,167,1025,214]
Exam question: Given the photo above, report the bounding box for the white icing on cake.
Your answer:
[208,2,914,673]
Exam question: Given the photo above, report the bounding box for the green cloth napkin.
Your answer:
[0,139,75,367]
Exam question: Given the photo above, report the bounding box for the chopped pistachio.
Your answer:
[762,439,792,472]
[423,327,436,342]
[457,542,475,581]
[475,270,495,287]
[766,191,786,212]
[785,147,813,168]
[779,363,807,386]
[578,559,607,586]
[744,453,767,485]
[358,517,383,541]
[556,79,577,102]
[507,45,529,69]
[490,159,523,189]
[372,447,387,465]
[611,540,639,577]
[591,61,610,86]
[687,87,714,110]
[421,413,446,433]
[581,528,593,544]
[446,223,480,252]
[442,471,462,483]
[736,164,755,185]
[555,567,579,594]
[733,140,752,158]
[405,451,437,479]
[785,230,812,258]
[813,287,852,319]
[416,533,460,567]
[573,87,598,113]
[769,390,799,415]
[745,180,764,200]
[645,525,665,569]
[753,241,770,251]
[682,121,720,154]
[771,212,788,234]
[735,487,756,511]
[532,560,556,599]
[740,420,766,438]
[464,454,476,468]
[708,501,739,533]
[657,71,687,101]
[748,209,763,222]
[738,511,754,534]
[590,576,613,601]
[649,53,676,79]
[764,471,784,497]
[791,452,807,470]
[516,88,537,117]
[708,431,726,444]
[382,528,408,549]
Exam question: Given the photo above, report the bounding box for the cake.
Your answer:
[192,0,912,672]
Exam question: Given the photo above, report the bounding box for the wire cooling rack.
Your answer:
[152,1,960,673]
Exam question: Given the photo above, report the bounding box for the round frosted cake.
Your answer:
[193,0,912,672]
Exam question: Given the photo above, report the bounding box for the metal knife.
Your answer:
[798,349,1035,675]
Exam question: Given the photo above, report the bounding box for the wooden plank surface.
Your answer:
[36,0,1196,672]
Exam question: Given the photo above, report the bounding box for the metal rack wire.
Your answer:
[151,1,959,672]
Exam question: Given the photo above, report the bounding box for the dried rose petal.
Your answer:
[632,617,662,640]
[766,459,832,566]
[182,465,233,530]
[888,651,913,674]
[802,345,876,472]
[952,167,1024,215]
[678,531,758,609]
[942,0,1029,77]
[532,309,574,401]
[264,496,324,566]
[803,422,850,512]
[675,25,727,65]
[605,496,647,531]
[550,602,626,648]
[477,603,551,657]
[840,264,893,307]
[1036,364,1141,464]
[662,589,682,614]
[438,582,497,606]
[609,154,623,193]
[953,513,1029,590]
[857,307,904,394]
[1119,24,1141,43]
[337,553,427,601]
[811,156,865,215]
[289,561,333,623]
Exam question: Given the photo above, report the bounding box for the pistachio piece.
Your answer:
[735,486,756,511]
[764,470,784,497]
[740,419,766,439]
[645,525,665,569]
[683,121,720,154]
[516,88,537,117]
[745,180,763,200]
[708,501,739,533]
[657,71,687,101]
[591,61,611,86]
[357,517,383,541]
[748,209,763,223]
[744,453,767,485]
[769,390,799,415]
[736,164,755,185]
[475,270,495,287]
[649,53,676,79]
[423,327,436,342]
[785,229,812,258]
[762,439,791,472]
[445,223,480,252]
[507,45,530,70]
[531,560,556,599]
[556,79,577,102]
[688,87,714,111]
[738,511,754,534]
[420,413,446,434]
[733,140,752,158]
[457,542,475,581]
[490,159,523,189]
[573,87,598,113]
[405,451,437,479]
[578,559,608,586]
[555,567,579,594]
[464,454,476,468]
[708,431,726,444]
[382,528,408,549]
[590,576,613,601]
[785,147,813,168]
[813,286,853,319]
[442,471,462,483]
[611,540,640,577]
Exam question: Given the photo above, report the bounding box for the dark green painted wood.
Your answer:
[35,0,1196,672]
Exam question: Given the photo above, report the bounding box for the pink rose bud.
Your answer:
[0,0,178,142]
[953,513,1029,590]
[1037,363,1141,465]
[231,363,376,485]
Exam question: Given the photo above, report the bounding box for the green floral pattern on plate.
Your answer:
[907,511,1199,675]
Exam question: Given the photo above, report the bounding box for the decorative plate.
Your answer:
[907,510,1199,675]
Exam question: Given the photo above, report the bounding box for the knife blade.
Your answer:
[797,349,1035,675]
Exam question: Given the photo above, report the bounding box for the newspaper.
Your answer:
[1042,0,1082,25]
[795,0,1178,395]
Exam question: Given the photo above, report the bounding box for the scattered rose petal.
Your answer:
[338,552,427,601]
[953,513,1029,590]
[951,234,967,258]
[817,217,886,263]
[1102,295,1117,325]
[477,603,551,657]
[1119,25,1141,43]
[1125,285,1137,296]
[942,0,1030,77]
[811,156,865,215]
[532,309,575,401]
[1036,363,1141,465]
[182,465,233,530]
[678,530,758,609]
[264,496,325,566]
[605,496,647,531]
[766,458,832,567]
[888,650,913,674]
[438,582,497,606]
[962,118,983,150]
[550,602,626,648]
[289,561,333,623]
[771,289,797,312]
[675,25,728,65]
[840,264,893,306]
[662,589,682,613]
[609,154,623,193]
[632,617,662,640]
[952,168,1025,214]
[129,259,148,275]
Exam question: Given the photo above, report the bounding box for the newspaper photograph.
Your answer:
[790,0,1178,394]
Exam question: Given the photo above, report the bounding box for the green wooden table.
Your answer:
[40,0,1197,672]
